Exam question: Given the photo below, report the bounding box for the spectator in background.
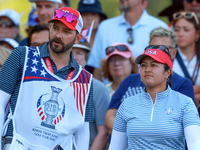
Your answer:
[0,46,11,70]
[25,4,38,35]
[19,0,63,46]
[87,0,168,81]
[183,0,200,21]
[19,4,38,46]
[29,0,63,25]
[0,9,21,43]
[77,0,107,74]
[77,0,107,48]
[27,24,49,47]
[101,43,138,99]
[0,38,19,51]
[105,27,195,136]
[172,11,200,108]
[72,41,109,150]
[158,0,184,26]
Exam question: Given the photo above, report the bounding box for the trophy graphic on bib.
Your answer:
[41,86,62,129]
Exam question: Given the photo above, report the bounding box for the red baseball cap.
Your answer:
[48,7,83,33]
[135,48,173,69]
[106,43,133,60]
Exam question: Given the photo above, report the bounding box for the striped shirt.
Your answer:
[0,43,93,136]
[113,86,200,149]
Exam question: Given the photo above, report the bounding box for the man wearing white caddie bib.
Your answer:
[0,7,93,150]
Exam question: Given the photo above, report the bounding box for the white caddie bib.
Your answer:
[8,47,92,150]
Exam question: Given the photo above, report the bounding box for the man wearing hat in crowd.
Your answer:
[0,38,19,51]
[0,7,93,150]
[19,4,38,46]
[72,41,109,150]
[159,0,184,26]
[183,0,200,21]
[29,0,63,25]
[77,0,107,48]
[0,9,21,43]
[19,0,63,46]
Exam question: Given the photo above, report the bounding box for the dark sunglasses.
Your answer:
[127,28,133,44]
[186,0,200,3]
[54,9,78,23]
[173,11,199,25]
[106,45,130,55]
[0,20,15,28]
[145,45,171,57]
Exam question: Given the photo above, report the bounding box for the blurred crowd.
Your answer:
[0,0,200,149]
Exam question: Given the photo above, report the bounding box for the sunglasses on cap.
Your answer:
[173,11,199,25]
[54,9,78,23]
[186,0,200,3]
[0,20,15,28]
[106,45,130,55]
[145,45,171,58]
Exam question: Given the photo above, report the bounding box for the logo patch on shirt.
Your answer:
[37,86,65,129]
[165,107,173,115]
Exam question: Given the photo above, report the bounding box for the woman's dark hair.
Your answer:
[164,64,172,87]
[159,47,172,87]
[27,24,49,46]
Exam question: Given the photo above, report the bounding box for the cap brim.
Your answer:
[107,50,132,60]
[135,54,165,64]
[0,38,19,48]
[48,19,77,31]
[73,44,91,52]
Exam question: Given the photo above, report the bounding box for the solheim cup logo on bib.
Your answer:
[37,86,65,129]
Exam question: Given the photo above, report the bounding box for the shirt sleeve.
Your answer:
[182,97,200,128]
[184,125,200,150]
[93,79,110,126]
[85,80,93,122]
[0,46,26,94]
[113,102,126,132]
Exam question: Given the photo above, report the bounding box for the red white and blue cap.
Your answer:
[135,49,173,69]
[48,7,83,33]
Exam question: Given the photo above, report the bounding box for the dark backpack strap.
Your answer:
[176,51,191,79]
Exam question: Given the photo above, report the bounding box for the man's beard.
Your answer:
[119,4,131,12]
[49,36,76,54]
